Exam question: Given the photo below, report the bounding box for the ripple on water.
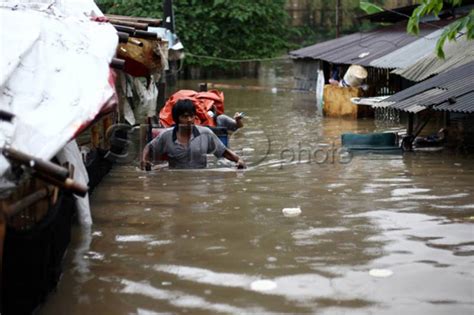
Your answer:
[391,188,431,196]
[150,264,335,300]
[120,279,262,313]
[115,235,155,242]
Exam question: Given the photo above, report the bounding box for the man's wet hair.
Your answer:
[172,99,196,124]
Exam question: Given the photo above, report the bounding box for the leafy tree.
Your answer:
[407,0,474,58]
[96,0,291,75]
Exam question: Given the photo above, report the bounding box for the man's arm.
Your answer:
[140,143,152,170]
[141,132,165,170]
[223,148,246,169]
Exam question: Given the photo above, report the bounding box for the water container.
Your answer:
[343,65,368,87]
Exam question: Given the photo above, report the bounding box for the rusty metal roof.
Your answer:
[289,20,458,67]
[383,61,474,113]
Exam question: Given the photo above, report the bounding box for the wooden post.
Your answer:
[91,124,100,149]
[103,115,113,148]
[407,113,414,136]
[156,80,166,114]
[444,111,450,127]
[163,0,175,33]
[336,0,341,38]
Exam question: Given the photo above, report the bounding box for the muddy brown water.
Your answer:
[39,62,474,314]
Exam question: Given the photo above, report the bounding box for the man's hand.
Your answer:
[233,112,244,129]
[140,159,152,171]
[236,158,246,169]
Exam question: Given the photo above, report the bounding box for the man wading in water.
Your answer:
[141,99,246,170]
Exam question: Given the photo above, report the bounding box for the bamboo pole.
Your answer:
[2,146,69,181]
[34,172,88,197]
[107,18,148,30]
[133,30,158,39]
[3,188,50,219]
[117,31,130,43]
[105,14,162,27]
[111,58,126,70]
[113,24,135,35]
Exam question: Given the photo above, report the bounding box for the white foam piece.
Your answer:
[282,206,302,217]
[250,279,277,292]
[369,269,393,278]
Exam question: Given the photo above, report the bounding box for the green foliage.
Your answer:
[97,0,163,18]
[97,0,291,74]
[173,0,290,72]
[360,1,384,15]
[406,0,473,58]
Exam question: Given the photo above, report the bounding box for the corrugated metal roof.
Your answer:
[369,28,444,69]
[384,61,474,113]
[392,35,474,81]
[351,96,392,108]
[435,91,474,113]
[388,88,445,113]
[289,20,453,67]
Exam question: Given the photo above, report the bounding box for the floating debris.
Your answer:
[282,206,302,217]
[250,279,277,292]
[369,268,393,278]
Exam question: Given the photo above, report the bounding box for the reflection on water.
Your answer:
[40,61,474,315]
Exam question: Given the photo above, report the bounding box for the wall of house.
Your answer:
[292,59,321,91]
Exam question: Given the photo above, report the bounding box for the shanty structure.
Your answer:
[290,2,472,93]
[290,18,459,94]
[289,1,472,120]
[353,62,474,151]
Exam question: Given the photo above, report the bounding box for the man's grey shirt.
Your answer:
[149,125,226,169]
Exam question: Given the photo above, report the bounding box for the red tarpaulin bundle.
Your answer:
[159,89,224,127]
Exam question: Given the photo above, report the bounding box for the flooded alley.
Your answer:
[39,62,474,315]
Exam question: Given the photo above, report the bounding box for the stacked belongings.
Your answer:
[0,1,119,313]
[154,90,229,146]
[104,14,177,127]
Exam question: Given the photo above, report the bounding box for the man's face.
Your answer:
[178,112,195,127]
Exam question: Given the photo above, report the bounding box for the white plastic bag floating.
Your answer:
[250,279,277,292]
[369,269,393,278]
[282,206,302,217]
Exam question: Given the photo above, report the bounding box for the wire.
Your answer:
[185,53,290,63]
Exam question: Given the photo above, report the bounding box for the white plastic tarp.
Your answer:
[0,0,118,177]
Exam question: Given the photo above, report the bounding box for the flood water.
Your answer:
[40,62,474,314]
